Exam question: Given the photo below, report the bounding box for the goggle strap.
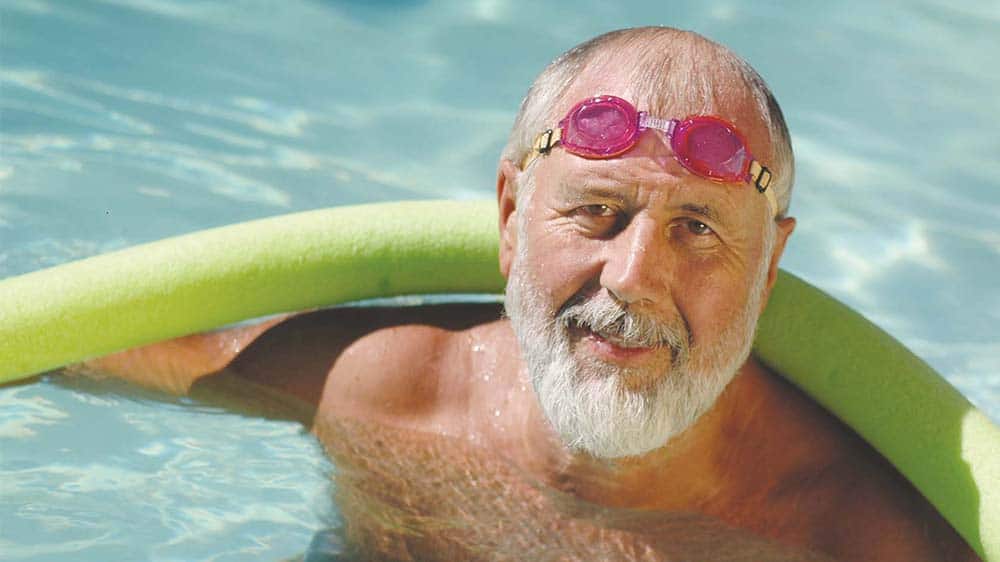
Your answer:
[749,161,778,216]
[521,128,563,170]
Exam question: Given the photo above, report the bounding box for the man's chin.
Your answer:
[532,367,676,459]
[533,348,742,459]
[568,340,675,395]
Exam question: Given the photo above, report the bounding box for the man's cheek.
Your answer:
[676,287,734,344]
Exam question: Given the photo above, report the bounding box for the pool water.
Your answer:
[1,1,997,560]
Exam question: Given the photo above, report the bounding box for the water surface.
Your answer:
[1,1,997,560]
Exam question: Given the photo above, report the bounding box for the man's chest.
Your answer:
[316,416,835,561]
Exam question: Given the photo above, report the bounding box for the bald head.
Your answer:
[502,27,794,217]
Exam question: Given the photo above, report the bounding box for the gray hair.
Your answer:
[501,27,795,218]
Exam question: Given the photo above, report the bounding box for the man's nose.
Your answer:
[599,218,671,306]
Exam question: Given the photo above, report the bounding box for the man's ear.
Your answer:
[497,159,520,278]
[759,216,796,314]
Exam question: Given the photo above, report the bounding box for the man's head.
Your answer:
[497,27,797,459]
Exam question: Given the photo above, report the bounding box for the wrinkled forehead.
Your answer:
[553,52,776,165]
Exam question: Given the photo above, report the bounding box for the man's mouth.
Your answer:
[567,321,657,361]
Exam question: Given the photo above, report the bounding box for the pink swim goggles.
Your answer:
[521,95,777,215]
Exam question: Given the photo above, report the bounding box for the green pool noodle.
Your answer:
[0,199,996,559]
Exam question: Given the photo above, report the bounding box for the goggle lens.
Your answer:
[671,117,749,182]
[560,96,639,158]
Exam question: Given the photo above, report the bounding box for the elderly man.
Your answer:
[84,27,977,561]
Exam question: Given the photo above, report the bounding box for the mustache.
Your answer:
[557,292,690,354]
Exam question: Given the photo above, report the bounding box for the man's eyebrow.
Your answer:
[558,182,629,205]
[680,203,723,223]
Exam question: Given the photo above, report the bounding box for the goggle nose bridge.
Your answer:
[637,112,676,136]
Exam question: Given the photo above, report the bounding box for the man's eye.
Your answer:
[578,204,616,217]
[670,219,720,248]
[570,204,621,236]
[686,220,713,235]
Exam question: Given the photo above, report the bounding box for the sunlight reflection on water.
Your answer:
[1,0,997,559]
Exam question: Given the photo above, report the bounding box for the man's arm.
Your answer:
[70,303,504,401]
[69,315,292,395]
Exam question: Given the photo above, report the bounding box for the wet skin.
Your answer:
[78,77,980,561]
[81,304,976,561]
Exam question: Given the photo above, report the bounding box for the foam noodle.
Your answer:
[0,200,996,559]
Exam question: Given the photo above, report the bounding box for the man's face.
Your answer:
[501,82,790,459]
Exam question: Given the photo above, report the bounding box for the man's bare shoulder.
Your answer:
[313,303,509,426]
[719,359,979,561]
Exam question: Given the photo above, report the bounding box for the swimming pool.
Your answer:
[2,1,997,560]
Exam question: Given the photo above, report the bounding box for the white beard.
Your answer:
[505,215,772,459]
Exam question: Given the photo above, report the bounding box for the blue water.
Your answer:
[1,1,998,560]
